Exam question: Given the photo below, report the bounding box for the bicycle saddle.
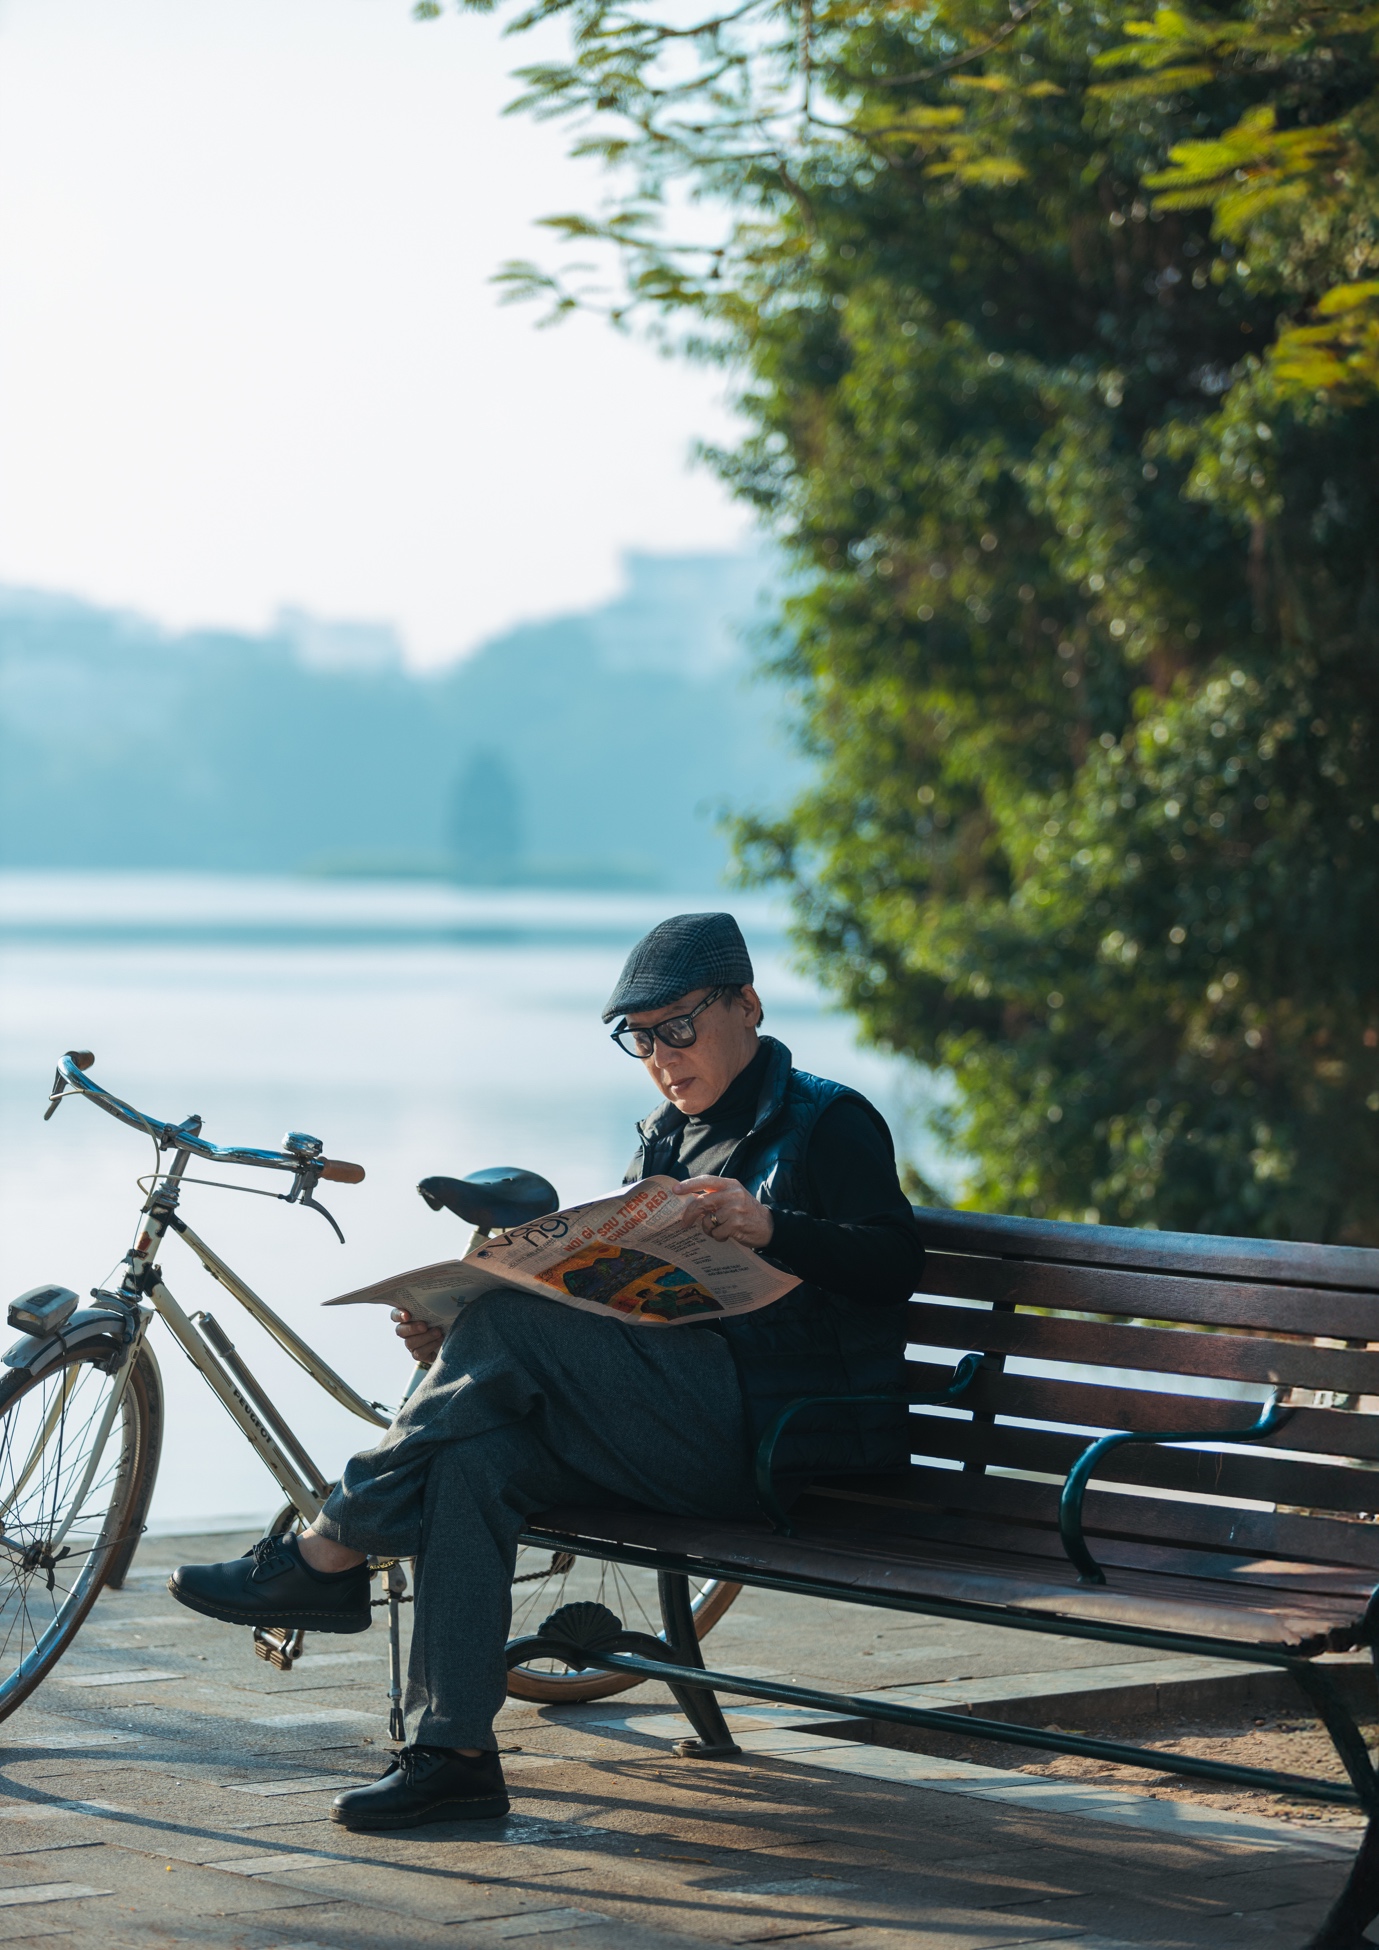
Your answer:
[416,1167,560,1232]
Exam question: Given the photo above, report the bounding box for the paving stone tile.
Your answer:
[0,1884,112,1911]
[0,1847,111,1871]
[0,1728,144,1752]
[72,1852,325,1925]
[1195,1859,1348,1910]
[246,1715,377,1732]
[57,1674,182,1691]
[726,1920,1085,1949]
[239,1901,714,1950]
[223,1817,336,1835]
[197,1853,340,1878]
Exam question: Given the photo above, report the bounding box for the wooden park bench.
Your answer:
[510,1207,1379,1950]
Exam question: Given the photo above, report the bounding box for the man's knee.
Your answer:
[443,1287,530,1354]
[441,1288,584,1373]
[422,1420,543,1511]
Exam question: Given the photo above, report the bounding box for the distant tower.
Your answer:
[448,749,525,884]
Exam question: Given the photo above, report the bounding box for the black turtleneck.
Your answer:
[672,1043,773,1181]
[661,1043,923,1306]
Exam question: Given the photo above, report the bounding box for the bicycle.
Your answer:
[0,1049,739,1734]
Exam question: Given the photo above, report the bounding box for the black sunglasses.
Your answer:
[610,988,728,1059]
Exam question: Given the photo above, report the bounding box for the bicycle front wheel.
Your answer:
[0,1344,160,1722]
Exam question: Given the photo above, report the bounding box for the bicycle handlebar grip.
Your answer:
[320,1159,365,1183]
[70,1050,95,1070]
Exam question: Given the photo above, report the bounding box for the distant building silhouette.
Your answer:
[0,551,799,882]
[278,607,404,674]
[448,749,525,884]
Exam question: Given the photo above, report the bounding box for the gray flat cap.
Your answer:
[602,912,753,1022]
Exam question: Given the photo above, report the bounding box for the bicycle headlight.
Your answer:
[7,1286,79,1336]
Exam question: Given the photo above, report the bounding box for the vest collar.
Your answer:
[635,1035,793,1155]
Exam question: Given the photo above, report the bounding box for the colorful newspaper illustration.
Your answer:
[322,1175,799,1329]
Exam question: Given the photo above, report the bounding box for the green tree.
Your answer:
[436,0,1379,1240]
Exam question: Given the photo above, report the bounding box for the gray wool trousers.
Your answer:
[314,1289,757,1749]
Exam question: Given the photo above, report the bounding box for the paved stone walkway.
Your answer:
[0,1531,1359,1949]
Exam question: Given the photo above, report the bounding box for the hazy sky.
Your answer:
[0,0,749,665]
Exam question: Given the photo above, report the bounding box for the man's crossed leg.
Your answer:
[169,1291,755,1829]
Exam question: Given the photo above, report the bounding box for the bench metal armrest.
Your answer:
[1058,1387,1295,1586]
[754,1350,983,1534]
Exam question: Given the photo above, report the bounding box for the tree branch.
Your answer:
[831,0,1047,89]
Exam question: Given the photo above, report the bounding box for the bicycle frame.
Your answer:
[125,1147,392,1526]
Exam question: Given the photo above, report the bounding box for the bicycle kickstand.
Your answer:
[375,1559,411,1743]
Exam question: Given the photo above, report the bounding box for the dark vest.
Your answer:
[625,1037,911,1490]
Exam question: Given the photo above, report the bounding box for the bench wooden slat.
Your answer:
[921,1249,1379,1342]
[811,1532,1363,1626]
[796,1483,1375,1597]
[775,1528,1364,1626]
[920,1366,1379,1462]
[907,1299,1379,1394]
[810,1467,1379,1571]
[529,1505,1369,1653]
[908,1415,1379,1512]
[913,1206,1379,1292]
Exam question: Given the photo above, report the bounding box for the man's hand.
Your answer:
[392,1308,445,1367]
[669,1175,774,1249]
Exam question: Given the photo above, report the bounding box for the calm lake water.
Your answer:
[0,872,945,1530]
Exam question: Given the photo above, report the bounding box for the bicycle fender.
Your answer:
[3,1307,133,1374]
[103,1340,165,1591]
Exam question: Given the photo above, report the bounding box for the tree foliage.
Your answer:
[434,0,1379,1241]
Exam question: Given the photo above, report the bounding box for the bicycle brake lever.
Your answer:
[43,1067,68,1121]
[282,1162,346,1244]
[300,1189,346,1245]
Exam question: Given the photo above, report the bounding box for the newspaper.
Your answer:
[322,1175,799,1329]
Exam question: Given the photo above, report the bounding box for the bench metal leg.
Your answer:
[1299,1816,1379,1950]
[657,1572,740,1759]
[1287,1659,1379,1815]
[1295,1648,1379,1950]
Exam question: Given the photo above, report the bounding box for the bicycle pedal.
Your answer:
[253,1625,305,1671]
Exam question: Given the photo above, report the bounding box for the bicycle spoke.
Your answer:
[0,1369,79,1523]
[505,1539,737,1697]
[0,1351,151,1718]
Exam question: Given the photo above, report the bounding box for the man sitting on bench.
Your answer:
[169,912,924,1831]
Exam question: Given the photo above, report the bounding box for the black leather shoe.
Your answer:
[167,1535,372,1633]
[331,1746,509,1830]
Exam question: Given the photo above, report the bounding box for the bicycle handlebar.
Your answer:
[47,1049,366,1184]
